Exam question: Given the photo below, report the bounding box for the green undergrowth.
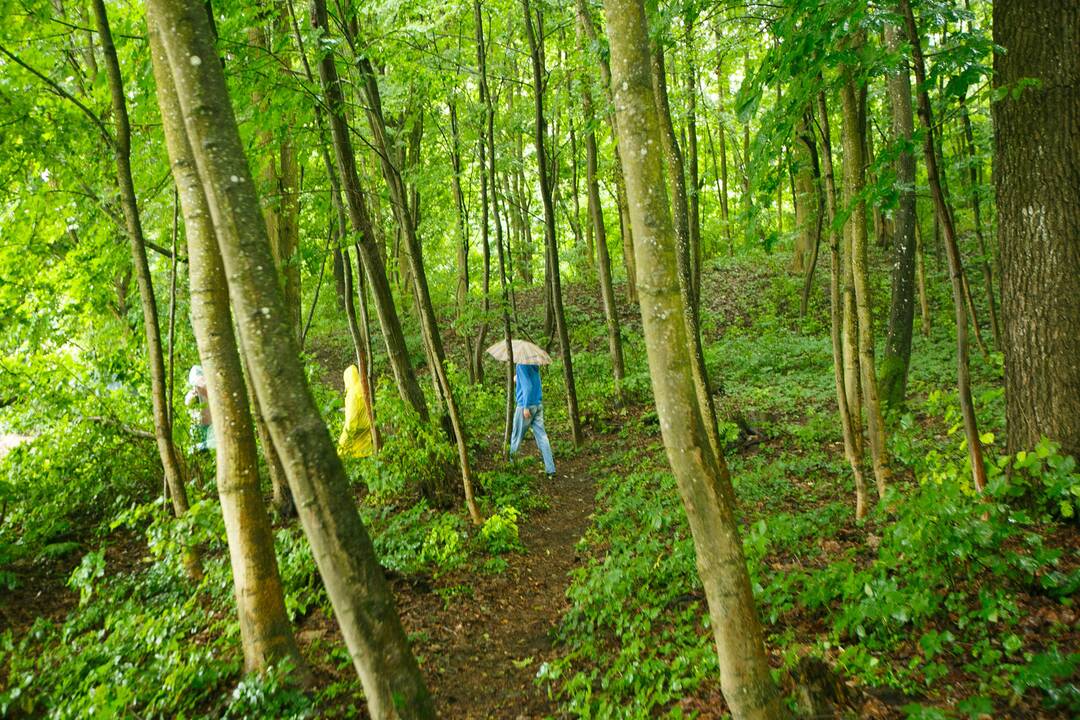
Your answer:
[542,255,1079,719]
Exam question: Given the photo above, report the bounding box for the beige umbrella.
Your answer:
[485,338,551,365]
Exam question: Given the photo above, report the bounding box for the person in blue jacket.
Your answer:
[510,363,556,478]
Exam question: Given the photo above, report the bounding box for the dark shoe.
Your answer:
[546,473,556,481]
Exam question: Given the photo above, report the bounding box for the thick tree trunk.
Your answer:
[145,1,434,714]
[651,43,724,462]
[880,22,918,412]
[91,0,195,561]
[840,72,889,499]
[524,0,582,447]
[902,0,986,492]
[993,0,1080,460]
[602,2,782,716]
[150,22,302,673]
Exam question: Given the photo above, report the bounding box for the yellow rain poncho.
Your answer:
[337,365,373,458]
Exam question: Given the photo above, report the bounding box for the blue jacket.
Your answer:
[514,364,543,407]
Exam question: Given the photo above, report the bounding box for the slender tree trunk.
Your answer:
[449,101,473,379]
[150,22,303,674]
[840,71,889,498]
[994,0,1080,460]
[741,52,752,245]
[575,6,625,404]
[716,48,733,254]
[351,21,480,523]
[524,0,582,447]
[796,111,823,316]
[476,1,517,453]
[959,95,1002,349]
[685,39,701,298]
[817,90,869,520]
[145,2,434,714]
[902,0,986,492]
[603,2,782,715]
[574,0,637,303]
[915,220,933,338]
[305,0,430,427]
[91,0,195,564]
[916,218,931,337]
[880,22,918,412]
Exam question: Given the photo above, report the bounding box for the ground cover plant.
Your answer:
[1,0,1077,717]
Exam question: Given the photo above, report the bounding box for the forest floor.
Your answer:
[3,254,1078,719]
[295,440,604,719]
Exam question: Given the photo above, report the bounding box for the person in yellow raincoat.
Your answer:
[337,365,373,458]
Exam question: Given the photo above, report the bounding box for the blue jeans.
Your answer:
[510,403,555,474]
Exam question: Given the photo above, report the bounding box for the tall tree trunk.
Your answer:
[796,111,823,317]
[791,111,816,274]
[575,6,625,405]
[305,0,430,428]
[902,0,986,492]
[685,35,701,298]
[880,22,918,412]
[350,22,480,523]
[651,43,724,462]
[476,1,517,453]
[993,0,1080,460]
[524,0,582,447]
[449,100,473,379]
[91,0,195,568]
[741,52,752,245]
[574,0,637,303]
[603,2,782,716]
[959,94,1002,349]
[150,22,302,673]
[818,90,869,519]
[716,48,733,255]
[916,217,932,337]
[145,2,434,714]
[840,70,889,499]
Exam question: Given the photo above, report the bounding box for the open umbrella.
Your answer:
[485,338,551,365]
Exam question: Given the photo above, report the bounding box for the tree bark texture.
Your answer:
[880,22,918,412]
[818,90,869,520]
[603,1,782,717]
[149,21,302,673]
[840,72,889,498]
[993,0,1080,460]
[145,1,434,715]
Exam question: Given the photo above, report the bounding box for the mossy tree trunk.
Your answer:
[148,20,302,673]
[602,0,782,716]
[145,1,434,714]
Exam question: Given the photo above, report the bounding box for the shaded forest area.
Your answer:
[0,0,1077,718]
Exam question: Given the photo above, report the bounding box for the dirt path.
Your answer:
[390,449,598,719]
